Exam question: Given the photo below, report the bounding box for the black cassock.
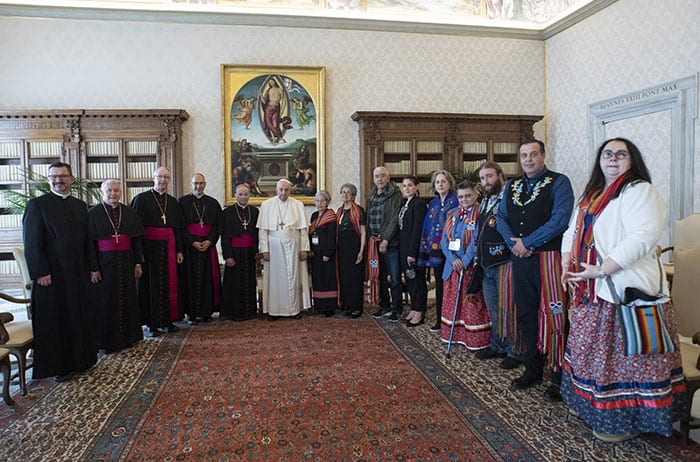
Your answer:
[219,203,259,321]
[178,194,222,321]
[22,193,98,378]
[88,202,145,351]
[131,189,184,329]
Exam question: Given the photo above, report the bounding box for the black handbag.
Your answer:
[465,264,483,294]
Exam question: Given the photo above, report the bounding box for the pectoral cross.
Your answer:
[113,232,120,244]
[161,214,167,225]
[199,220,204,228]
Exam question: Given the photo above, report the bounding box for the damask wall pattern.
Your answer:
[545,0,700,224]
[0,17,544,207]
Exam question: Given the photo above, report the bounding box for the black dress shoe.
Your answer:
[429,323,441,332]
[405,319,424,327]
[510,373,543,390]
[350,310,362,318]
[499,357,522,370]
[166,324,179,333]
[543,384,563,402]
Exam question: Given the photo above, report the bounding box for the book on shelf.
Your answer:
[383,140,411,154]
[418,182,434,198]
[29,141,62,158]
[0,213,22,228]
[0,141,21,158]
[126,140,158,156]
[493,142,518,155]
[462,141,487,154]
[127,161,157,179]
[87,162,120,180]
[126,186,151,202]
[30,163,51,177]
[416,140,443,153]
[462,159,486,173]
[86,141,121,157]
[0,260,20,276]
[0,164,21,182]
[386,160,411,176]
[416,159,442,175]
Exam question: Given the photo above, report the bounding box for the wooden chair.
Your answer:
[670,246,700,444]
[12,246,33,319]
[0,292,33,396]
[0,347,14,405]
[657,213,700,289]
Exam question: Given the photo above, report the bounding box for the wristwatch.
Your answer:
[598,268,606,279]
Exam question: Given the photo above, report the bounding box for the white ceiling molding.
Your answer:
[0,0,618,41]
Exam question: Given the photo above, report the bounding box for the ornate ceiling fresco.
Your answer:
[0,0,617,38]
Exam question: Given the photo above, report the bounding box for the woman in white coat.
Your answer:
[560,138,687,442]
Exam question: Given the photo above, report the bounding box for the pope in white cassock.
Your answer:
[257,179,311,318]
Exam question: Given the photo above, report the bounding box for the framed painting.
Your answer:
[222,64,325,206]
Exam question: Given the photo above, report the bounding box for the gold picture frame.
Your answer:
[222,64,325,206]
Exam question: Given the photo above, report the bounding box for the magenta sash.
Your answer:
[187,223,221,306]
[231,234,256,248]
[144,226,178,320]
[97,235,132,252]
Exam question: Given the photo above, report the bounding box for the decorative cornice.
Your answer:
[0,1,618,41]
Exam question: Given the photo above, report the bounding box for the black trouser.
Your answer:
[433,262,445,324]
[401,260,427,313]
[512,254,548,381]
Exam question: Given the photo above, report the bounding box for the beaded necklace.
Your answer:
[510,176,553,206]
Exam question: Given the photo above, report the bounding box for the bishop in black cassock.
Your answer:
[178,173,222,324]
[22,163,98,380]
[131,167,184,336]
[89,180,145,352]
[219,184,260,321]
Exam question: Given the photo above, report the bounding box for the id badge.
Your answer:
[448,239,461,251]
[311,235,319,245]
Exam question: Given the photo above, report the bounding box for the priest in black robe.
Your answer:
[131,166,185,337]
[89,180,145,352]
[219,183,259,321]
[178,173,222,324]
[22,162,99,381]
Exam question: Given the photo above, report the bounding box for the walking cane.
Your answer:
[446,269,464,359]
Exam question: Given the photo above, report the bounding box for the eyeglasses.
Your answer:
[601,150,629,160]
[155,175,171,179]
[47,174,71,180]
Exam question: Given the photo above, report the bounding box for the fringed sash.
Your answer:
[367,236,381,306]
[570,172,631,305]
[336,202,362,237]
[309,208,336,236]
[538,250,568,371]
[496,261,516,341]
[187,223,221,307]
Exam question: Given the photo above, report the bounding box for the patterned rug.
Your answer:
[0,310,697,461]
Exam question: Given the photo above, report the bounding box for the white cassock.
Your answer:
[257,196,311,316]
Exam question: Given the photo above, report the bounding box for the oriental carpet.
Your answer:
[0,311,697,461]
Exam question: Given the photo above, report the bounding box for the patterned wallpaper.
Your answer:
[546,0,700,239]
[0,17,544,209]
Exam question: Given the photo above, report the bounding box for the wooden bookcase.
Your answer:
[0,109,189,286]
[351,112,542,197]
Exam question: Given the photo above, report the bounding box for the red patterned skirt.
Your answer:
[440,268,491,350]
